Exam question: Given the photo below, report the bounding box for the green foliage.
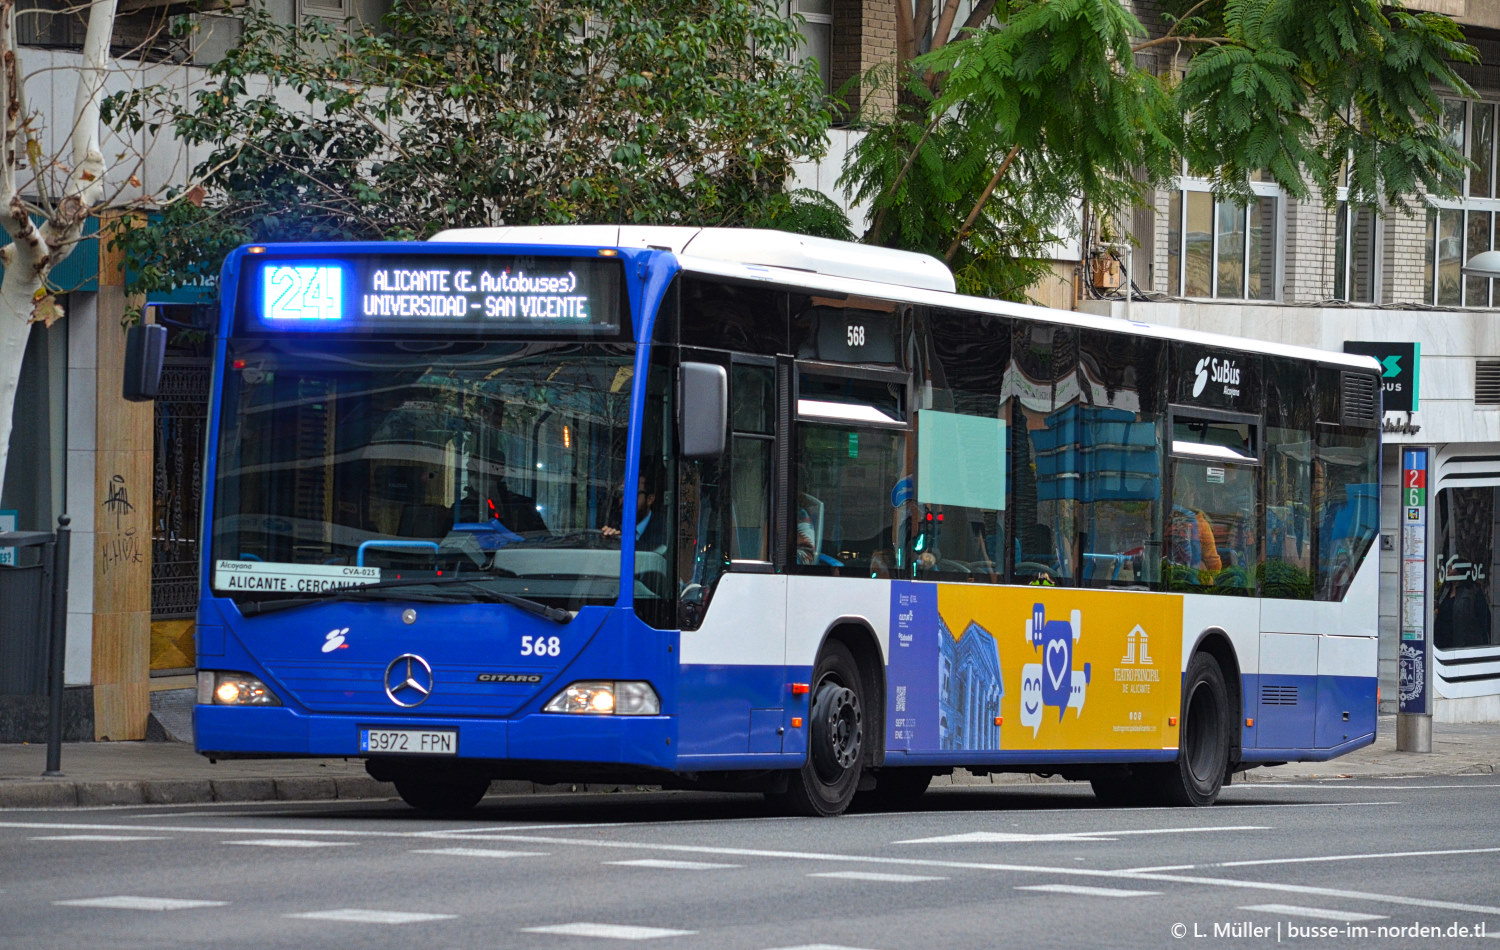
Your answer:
[1177,0,1475,208]
[845,0,1475,301]
[1256,559,1314,600]
[105,0,836,300]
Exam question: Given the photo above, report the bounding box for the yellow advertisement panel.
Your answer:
[887,582,1183,754]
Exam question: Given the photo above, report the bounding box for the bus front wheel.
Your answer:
[772,641,865,817]
[393,776,491,813]
[1156,651,1231,807]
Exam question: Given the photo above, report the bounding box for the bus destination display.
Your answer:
[252,253,623,335]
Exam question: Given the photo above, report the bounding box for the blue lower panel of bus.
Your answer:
[676,664,807,760]
[1239,673,1377,762]
[195,705,676,769]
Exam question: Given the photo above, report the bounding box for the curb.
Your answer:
[0,775,398,809]
[3,763,1496,810]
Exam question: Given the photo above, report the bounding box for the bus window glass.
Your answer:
[916,308,1012,583]
[1166,456,1258,594]
[211,341,632,610]
[680,277,785,355]
[1313,428,1379,601]
[1434,487,1499,649]
[1262,358,1314,599]
[678,452,728,630]
[633,360,676,628]
[1067,331,1164,589]
[730,364,775,562]
[794,423,905,576]
[1009,323,1070,584]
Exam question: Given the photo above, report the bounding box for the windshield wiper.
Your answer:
[237,573,573,623]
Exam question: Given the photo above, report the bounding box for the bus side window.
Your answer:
[918,307,1011,583]
[1263,358,1314,599]
[729,364,775,562]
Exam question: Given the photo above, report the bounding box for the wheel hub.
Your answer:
[810,682,862,782]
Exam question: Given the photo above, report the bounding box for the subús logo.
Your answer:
[1192,356,1241,398]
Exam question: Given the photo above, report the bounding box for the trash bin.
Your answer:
[0,539,51,696]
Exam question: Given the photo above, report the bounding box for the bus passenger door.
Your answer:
[675,357,788,757]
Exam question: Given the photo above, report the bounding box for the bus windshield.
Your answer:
[209,340,633,609]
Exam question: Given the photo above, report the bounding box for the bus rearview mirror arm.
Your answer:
[679,362,727,459]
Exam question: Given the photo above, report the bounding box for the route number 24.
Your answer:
[521,635,561,657]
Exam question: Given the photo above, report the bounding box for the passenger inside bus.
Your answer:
[1167,476,1221,573]
[603,473,669,555]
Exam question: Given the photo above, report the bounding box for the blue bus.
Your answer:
[194,227,1382,815]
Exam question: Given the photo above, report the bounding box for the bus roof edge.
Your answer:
[428,225,958,294]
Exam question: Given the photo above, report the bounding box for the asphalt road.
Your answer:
[2,777,1498,949]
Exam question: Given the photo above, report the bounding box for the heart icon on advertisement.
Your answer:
[1046,638,1067,691]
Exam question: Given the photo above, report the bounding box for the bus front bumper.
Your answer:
[194,705,677,771]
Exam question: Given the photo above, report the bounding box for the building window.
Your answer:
[790,0,831,94]
[1334,201,1378,303]
[1166,180,1280,300]
[1425,99,1500,307]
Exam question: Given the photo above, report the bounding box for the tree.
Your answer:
[109,0,845,304]
[842,0,1476,300]
[0,0,119,501]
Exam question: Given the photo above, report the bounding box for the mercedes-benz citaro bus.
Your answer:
[194,226,1382,815]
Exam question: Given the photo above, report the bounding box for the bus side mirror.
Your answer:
[679,361,727,459]
[122,324,167,402]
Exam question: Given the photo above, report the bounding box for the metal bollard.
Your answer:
[43,515,70,777]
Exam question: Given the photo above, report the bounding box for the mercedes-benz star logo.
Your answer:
[383,654,434,708]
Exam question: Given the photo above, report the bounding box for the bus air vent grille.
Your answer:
[1340,372,1379,426]
[1260,684,1299,706]
[1477,361,1500,406]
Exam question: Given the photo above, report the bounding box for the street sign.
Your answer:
[1398,449,1429,716]
[1344,341,1419,413]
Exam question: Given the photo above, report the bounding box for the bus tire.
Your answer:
[1157,651,1231,807]
[853,768,932,812]
[772,641,865,817]
[393,776,490,813]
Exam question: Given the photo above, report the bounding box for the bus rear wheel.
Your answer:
[1153,651,1230,807]
[393,776,491,813]
[771,641,865,817]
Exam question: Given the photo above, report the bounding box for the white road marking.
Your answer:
[1216,846,1500,868]
[31,835,171,842]
[1121,845,1500,873]
[1016,884,1160,898]
[809,871,946,883]
[54,896,228,911]
[607,859,741,870]
[1241,903,1387,923]
[286,909,456,924]
[521,922,696,939]
[412,847,547,859]
[226,839,358,848]
[762,945,883,950]
[897,825,1267,844]
[1127,871,1500,917]
[10,819,1500,918]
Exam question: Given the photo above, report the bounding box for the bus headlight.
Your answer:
[198,670,283,706]
[543,681,660,715]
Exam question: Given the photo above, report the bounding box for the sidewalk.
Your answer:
[0,716,1494,809]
